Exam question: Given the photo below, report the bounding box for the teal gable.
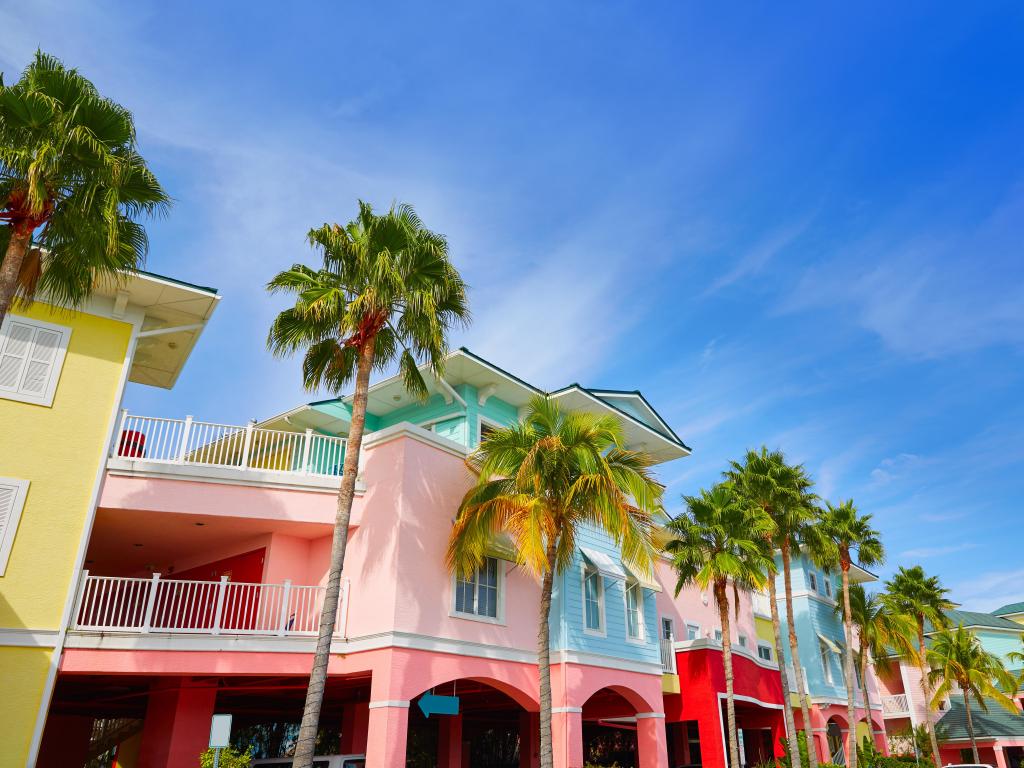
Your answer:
[548,524,661,667]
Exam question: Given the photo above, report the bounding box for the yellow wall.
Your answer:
[0,301,131,765]
[755,615,775,644]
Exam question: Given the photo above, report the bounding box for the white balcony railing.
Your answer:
[111,412,346,478]
[72,572,348,638]
[660,638,677,673]
[881,693,910,716]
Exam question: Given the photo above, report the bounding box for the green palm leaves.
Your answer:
[0,51,169,322]
[267,201,469,396]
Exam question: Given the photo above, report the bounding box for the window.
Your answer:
[686,721,702,766]
[758,643,773,662]
[477,418,500,446]
[854,659,863,689]
[662,618,674,641]
[685,623,700,640]
[625,581,644,640]
[824,578,832,598]
[819,639,834,684]
[583,566,604,632]
[738,634,748,648]
[0,478,30,575]
[808,571,818,592]
[454,557,500,619]
[0,316,71,407]
[714,629,723,643]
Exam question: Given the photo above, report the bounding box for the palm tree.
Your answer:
[1,51,169,325]
[882,566,954,767]
[816,501,884,768]
[268,201,469,768]
[727,447,806,765]
[446,397,663,768]
[838,584,916,735]
[666,482,775,768]
[926,625,1019,763]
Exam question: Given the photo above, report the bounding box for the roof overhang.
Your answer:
[94,270,219,389]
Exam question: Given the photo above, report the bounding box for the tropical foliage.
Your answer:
[666,482,774,768]
[267,200,469,768]
[926,624,1018,763]
[447,397,663,768]
[0,50,169,325]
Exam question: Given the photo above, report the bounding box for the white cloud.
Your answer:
[949,568,1024,613]
[704,217,813,295]
[900,542,976,559]
[870,453,924,486]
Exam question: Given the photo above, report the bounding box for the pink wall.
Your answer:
[653,558,757,646]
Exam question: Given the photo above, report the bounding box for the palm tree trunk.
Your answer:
[292,334,376,768]
[769,562,802,764]
[963,689,978,764]
[718,583,742,768]
[841,565,857,768]
[538,539,558,768]
[0,229,31,327]
[916,625,942,767]
[859,650,873,754]
[782,542,819,768]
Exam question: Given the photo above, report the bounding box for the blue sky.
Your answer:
[4,1,1023,609]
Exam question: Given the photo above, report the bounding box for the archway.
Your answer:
[581,687,642,767]
[407,678,535,768]
[826,717,846,766]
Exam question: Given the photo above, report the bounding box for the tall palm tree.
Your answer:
[446,397,663,768]
[816,501,884,768]
[837,584,916,737]
[926,625,1018,764]
[268,201,469,768]
[1,50,169,324]
[882,566,954,768]
[666,483,775,768]
[726,447,805,765]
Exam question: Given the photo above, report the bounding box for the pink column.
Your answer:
[340,701,369,754]
[637,714,669,768]
[365,703,409,768]
[37,714,94,768]
[552,709,584,768]
[438,713,464,768]
[137,678,217,768]
[994,746,1009,768]
[520,711,540,768]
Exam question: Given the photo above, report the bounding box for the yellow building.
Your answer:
[0,272,218,768]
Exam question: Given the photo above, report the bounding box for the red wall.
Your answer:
[665,647,784,721]
[169,547,265,583]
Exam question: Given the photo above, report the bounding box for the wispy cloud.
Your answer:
[950,568,1024,613]
[704,218,813,295]
[870,453,924,486]
[900,542,976,559]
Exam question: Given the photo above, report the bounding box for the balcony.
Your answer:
[108,412,347,488]
[881,693,910,717]
[660,638,677,673]
[71,572,348,639]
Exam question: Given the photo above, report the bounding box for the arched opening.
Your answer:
[581,687,642,767]
[826,718,847,766]
[407,678,534,768]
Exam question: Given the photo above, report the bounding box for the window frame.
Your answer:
[0,477,30,576]
[661,617,675,641]
[476,415,503,447]
[714,628,723,643]
[757,643,773,662]
[808,571,818,593]
[624,579,645,642]
[819,639,834,684]
[450,556,505,624]
[824,577,832,598]
[582,564,606,635]
[0,315,72,408]
[685,622,700,641]
[738,633,748,648]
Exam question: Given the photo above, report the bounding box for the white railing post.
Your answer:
[211,575,228,635]
[71,570,90,629]
[177,415,193,463]
[141,573,161,633]
[240,420,255,469]
[111,409,129,457]
[301,429,313,474]
[277,580,292,636]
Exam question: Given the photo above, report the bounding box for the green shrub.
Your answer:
[778,731,811,768]
[199,747,252,768]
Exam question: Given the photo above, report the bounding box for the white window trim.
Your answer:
[0,315,72,408]
[738,633,748,648]
[808,571,818,593]
[476,415,503,447]
[824,577,832,597]
[623,579,645,643]
[449,557,506,625]
[757,642,773,661]
[582,565,606,636]
[713,628,723,643]
[661,617,675,641]
[820,639,834,685]
[0,478,30,576]
[685,622,701,641]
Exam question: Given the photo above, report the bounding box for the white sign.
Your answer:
[209,714,233,749]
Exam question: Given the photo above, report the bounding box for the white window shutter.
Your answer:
[0,478,30,576]
[0,317,71,407]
